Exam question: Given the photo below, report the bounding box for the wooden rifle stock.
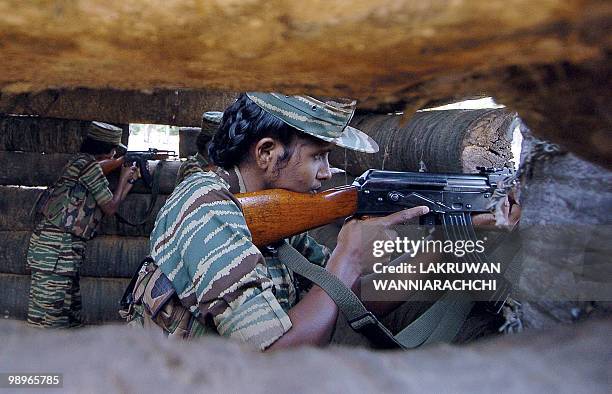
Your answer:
[99,156,125,175]
[236,186,359,247]
[98,152,173,176]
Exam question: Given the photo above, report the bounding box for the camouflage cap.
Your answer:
[87,121,127,150]
[201,111,223,134]
[203,111,223,124]
[246,92,378,153]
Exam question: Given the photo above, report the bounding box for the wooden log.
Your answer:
[0,116,88,153]
[98,194,167,236]
[0,186,167,236]
[0,115,129,153]
[0,151,180,194]
[0,88,236,127]
[0,151,72,187]
[1,1,610,170]
[0,186,41,231]
[329,109,516,176]
[83,236,149,278]
[514,131,612,327]
[0,231,149,278]
[0,273,129,323]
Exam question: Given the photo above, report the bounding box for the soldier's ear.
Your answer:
[254,137,278,170]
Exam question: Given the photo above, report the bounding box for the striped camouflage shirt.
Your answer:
[28,154,113,275]
[37,153,113,239]
[150,166,330,349]
[175,152,208,187]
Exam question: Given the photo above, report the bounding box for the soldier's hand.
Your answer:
[333,206,430,275]
[120,162,138,184]
[132,166,142,181]
[472,195,521,230]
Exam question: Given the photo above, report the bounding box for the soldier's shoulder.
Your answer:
[71,153,96,166]
[65,153,98,175]
[176,168,231,194]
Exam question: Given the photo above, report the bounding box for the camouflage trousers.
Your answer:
[26,228,86,328]
[27,271,82,328]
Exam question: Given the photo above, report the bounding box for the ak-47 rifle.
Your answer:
[99,148,177,227]
[237,167,516,312]
[99,148,177,188]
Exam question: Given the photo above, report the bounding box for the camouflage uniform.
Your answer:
[126,166,330,350]
[27,153,113,327]
[124,93,379,348]
[175,152,208,187]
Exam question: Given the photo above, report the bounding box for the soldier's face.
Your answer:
[267,137,334,193]
[99,148,117,160]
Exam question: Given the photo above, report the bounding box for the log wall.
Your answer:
[0,89,236,127]
[0,232,147,278]
[0,114,169,323]
[0,273,129,323]
[0,109,531,324]
[330,109,516,176]
[0,186,166,236]
[513,130,612,327]
[0,115,130,152]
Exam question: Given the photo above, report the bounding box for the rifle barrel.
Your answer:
[237,186,358,247]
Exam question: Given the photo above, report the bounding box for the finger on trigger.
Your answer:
[385,206,430,226]
[502,196,510,217]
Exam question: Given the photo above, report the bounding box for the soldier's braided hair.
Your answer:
[208,93,298,169]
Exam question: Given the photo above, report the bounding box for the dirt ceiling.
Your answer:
[1,0,610,167]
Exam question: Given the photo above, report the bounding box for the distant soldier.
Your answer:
[27,122,140,328]
[175,111,223,186]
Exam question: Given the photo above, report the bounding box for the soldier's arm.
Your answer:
[268,207,429,350]
[99,164,138,215]
[266,249,361,349]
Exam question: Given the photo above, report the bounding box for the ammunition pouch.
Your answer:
[119,257,194,338]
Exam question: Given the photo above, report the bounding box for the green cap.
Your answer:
[87,121,127,150]
[201,111,223,134]
[246,92,378,153]
[203,111,223,124]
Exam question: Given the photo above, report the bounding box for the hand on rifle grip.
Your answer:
[120,161,138,185]
[132,163,142,182]
[335,206,430,275]
[472,195,521,231]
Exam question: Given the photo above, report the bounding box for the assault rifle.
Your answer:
[236,167,515,312]
[100,149,176,227]
[99,148,177,188]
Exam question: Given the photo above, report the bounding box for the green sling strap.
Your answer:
[277,242,473,349]
[115,160,164,227]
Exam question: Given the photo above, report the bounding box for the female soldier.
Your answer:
[127,93,428,348]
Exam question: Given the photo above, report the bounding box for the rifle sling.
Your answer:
[277,242,472,350]
[114,160,164,227]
